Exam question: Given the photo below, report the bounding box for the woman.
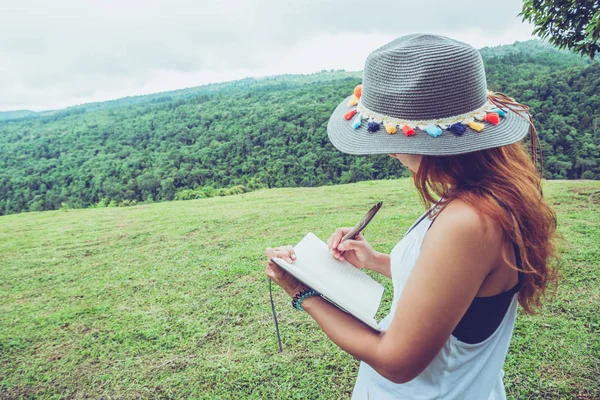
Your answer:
[265,34,557,399]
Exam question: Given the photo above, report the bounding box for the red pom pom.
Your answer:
[402,125,415,136]
[344,109,357,120]
[485,112,500,125]
[354,84,363,99]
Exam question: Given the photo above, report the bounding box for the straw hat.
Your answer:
[327,34,531,156]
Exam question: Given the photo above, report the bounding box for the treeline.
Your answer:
[0,41,598,215]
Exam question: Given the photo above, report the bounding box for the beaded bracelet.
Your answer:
[291,288,320,311]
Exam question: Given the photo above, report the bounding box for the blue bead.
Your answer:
[449,123,466,136]
[424,126,442,137]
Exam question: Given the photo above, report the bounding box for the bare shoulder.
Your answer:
[429,199,504,247]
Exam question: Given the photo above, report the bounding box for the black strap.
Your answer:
[404,200,441,238]
[269,279,283,352]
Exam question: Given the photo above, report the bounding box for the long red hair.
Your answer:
[414,143,558,313]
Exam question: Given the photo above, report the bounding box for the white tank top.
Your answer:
[352,207,518,400]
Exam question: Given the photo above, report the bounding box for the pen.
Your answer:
[340,202,383,243]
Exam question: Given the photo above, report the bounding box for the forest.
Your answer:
[0,40,598,215]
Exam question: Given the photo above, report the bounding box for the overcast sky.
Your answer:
[0,0,536,111]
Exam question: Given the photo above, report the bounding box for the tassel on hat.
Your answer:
[491,108,506,117]
[367,121,380,133]
[468,121,485,132]
[354,84,363,99]
[352,115,362,129]
[424,126,442,137]
[384,122,397,135]
[402,125,415,137]
[449,123,466,136]
[344,109,357,120]
[484,112,500,125]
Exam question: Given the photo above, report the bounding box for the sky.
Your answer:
[0,0,536,112]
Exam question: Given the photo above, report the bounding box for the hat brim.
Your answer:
[327,95,530,156]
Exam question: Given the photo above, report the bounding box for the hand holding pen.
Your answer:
[326,202,383,270]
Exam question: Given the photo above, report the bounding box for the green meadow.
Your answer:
[1,179,599,399]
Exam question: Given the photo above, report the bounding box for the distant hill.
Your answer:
[0,109,37,121]
[0,71,362,122]
[480,39,592,67]
[0,40,598,215]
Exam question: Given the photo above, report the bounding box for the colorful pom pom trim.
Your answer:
[343,87,507,138]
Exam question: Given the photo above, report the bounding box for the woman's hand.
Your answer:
[327,228,378,268]
[327,228,389,276]
[265,245,306,297]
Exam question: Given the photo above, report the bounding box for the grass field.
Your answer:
[1,179,599,399]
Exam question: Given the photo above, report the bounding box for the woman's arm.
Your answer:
[267,202,502,383]
[363,251,390,277]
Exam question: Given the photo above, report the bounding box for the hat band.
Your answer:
[344,85,505,137]
[355,97,497,130]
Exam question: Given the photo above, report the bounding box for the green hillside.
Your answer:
[0,40,599,216]
[0,110,37,121]
[1,179,599,399]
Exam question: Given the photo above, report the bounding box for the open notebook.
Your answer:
[272,232,384,331]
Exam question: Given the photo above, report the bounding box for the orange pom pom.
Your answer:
[485,112,500,125]
[344,109,357,120]
[354,84,363,99]
[402,125,415,136]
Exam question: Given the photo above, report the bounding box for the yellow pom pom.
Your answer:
[347,95,359,106]
[384,123,397,134]
[468,121,485,132]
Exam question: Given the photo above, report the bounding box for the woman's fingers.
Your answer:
[266,247,276,263]
[266,245,295,263]
[330,227,345,250]
[282,245,296,261]
[265,260,285,283]
[329,227,357,260]
[265,263,274,278]
[338,239,365,252]
[331,248,344,260]
[275,245,294,263]
[330,227,353,250]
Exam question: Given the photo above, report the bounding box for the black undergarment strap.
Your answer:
[404,200,442,237]
[269,279,283,352]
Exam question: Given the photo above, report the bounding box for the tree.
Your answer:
[521,0,600,59]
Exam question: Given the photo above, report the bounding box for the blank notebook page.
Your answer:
[292,232,384,319]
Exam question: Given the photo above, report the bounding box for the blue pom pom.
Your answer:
[449,123,466,136]
[352,115,362,129]
[491,108,506,117]
[367,121,380,133]
[424,126,442,137]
